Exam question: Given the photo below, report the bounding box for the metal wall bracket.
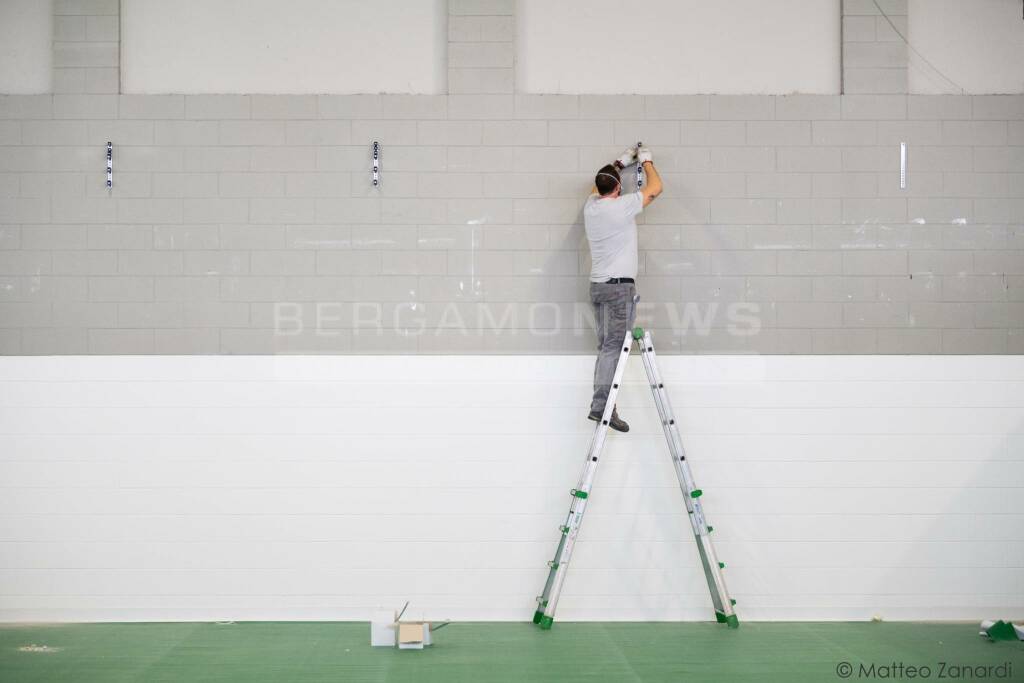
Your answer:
[371,140,380,187]
[636,140,643,189]
[106,141,113,190]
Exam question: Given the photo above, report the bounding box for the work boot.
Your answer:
[588,406,629,433]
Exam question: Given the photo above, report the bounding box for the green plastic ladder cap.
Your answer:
[715,610,740,629]
[539,615,554,630]
[532,610,544,625]
[707,526,714,533]
[632,326,644,340]
[559,525,569,534]
[718,561,726,568]
[730,598,737,605]
[572,489,588,499]
[690,489,703,498]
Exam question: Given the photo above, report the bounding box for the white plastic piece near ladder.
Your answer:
[533,301,738,630]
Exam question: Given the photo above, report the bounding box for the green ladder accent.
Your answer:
[532,317,739,631]
[716,611,740,629]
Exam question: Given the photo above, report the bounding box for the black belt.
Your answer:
[604,277,635,284]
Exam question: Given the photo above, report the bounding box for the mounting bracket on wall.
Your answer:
[106,141,113,191]
[899,142,907,190]
[371,140,380,187]
[635,140,644,189]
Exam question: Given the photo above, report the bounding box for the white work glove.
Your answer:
[637,146,653,164]
[614,146,638,168]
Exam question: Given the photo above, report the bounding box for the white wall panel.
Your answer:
[517,0,841,94]
[0,354,1022,622]
[121,0,447,94]
[908,0,1024,94]
[0,0,53,94]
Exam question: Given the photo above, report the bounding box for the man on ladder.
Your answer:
[532,144,739,631]
[585,144,663,432]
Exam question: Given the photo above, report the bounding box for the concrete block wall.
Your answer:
[1,1,1023,354]
[843,0,908,94]
[448,0,515,94]
[0,1,1022,630]
[52,0,120,95]
[0,91,1023,354]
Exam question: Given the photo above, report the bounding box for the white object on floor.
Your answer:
[370,608,397,647]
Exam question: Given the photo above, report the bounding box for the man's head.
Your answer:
[595,164,621,197]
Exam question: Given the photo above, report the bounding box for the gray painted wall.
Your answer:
[0,0,1021,355]
[1,91,1021,354]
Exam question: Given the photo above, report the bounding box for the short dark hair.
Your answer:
[595,164,620,196]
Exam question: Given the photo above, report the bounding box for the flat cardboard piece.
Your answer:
[398,622,426,649]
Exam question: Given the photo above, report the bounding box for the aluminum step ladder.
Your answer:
[533,324,738,630]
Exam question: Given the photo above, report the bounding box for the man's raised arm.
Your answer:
[638,146,663,207]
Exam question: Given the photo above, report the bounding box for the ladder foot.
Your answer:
[538,615,554,630]
[532,610,544,625]
[715,611,740,629]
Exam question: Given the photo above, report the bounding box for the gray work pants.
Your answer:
[589,282,637,414]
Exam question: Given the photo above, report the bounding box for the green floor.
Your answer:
[1,621,1021,683]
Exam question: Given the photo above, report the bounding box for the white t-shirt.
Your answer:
[583,191,643,283]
